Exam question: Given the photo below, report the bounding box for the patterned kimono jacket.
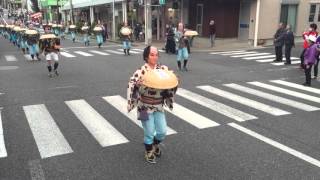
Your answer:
[127,63,178,120]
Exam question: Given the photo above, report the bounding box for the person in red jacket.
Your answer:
[300,23,318,68]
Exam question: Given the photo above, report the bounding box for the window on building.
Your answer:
[309,4,317,22]
[280,4,298,32]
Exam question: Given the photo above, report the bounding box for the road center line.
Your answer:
[228,123,320,168]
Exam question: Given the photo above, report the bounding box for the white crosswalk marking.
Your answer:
[256,57,299,63]
[0,107,7,158]
[102,96,177,135]
[244,55,276,60]
[210,50,244,55]
[117,49,140,54]
[224,83,320,112]
[65,99,129,147]
[4,55,17,62]
[89,50,110,55]
[60,52,76,58]
[198,85,290,116]
[221,51,257,56]
[231,53,271,58]
[74,51,94,56]
[248,82,320,103]
[270,80,320,95]
[23,104,73,159]
[24,54,33,61]
[104,50,123,55]
[177,88,257,122]
[271,61,300,66]
[132,49,144,52]
[158,49,165,53]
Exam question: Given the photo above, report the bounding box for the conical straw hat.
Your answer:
[40,33,57,39]
[120,27,132,35]
[142,69,178,89]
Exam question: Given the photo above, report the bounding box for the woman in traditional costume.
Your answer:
[127,46,178,163]
[94,20,103,48]
[81,22,90,46]
[120,22,132,55]
[69,24,76,43]
[39,34,60,77]
[26,29,41,60]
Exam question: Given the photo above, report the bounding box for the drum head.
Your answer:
[142,69,178,89]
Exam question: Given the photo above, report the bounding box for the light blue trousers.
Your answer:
[28,44,39,55]
[96,34,103,44]
[122,40,131,49]
[177,47,189,61]
[141,111,167,145]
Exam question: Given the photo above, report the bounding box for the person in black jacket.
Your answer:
[284,24,295,65]
[209,20,216,47]
[273,23,286,62]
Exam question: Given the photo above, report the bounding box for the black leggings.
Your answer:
[314,57,320,77]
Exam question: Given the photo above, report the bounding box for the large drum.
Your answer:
[184,30,198,37]
[120,27,132,36]
[25,29,38,35]
[81,26,89,31]
[39,33,61,50]
[141,69,178,90]
[93,26,102,32]
[69,25,76,31]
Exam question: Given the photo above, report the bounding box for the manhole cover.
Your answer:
[0,66,19,70]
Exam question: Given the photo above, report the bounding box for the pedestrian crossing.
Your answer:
[1,79,320,160]
[210,50,300,66]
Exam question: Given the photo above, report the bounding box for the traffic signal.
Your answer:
[159,0,165,5]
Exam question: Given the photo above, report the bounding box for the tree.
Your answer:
[30,0,40,12]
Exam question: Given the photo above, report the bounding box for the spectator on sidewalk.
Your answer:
[303,35,318,86]
[284,24,295,65]
[209,20,216,47]
[273,22,286,62]
[103,21,108,42]
[300,23,318,68]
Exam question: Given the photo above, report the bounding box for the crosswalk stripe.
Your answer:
[271,61,300,66]
[243,55,276,60]
[209,50,244,55]
[224,83,320,112]
[198,86,290,116]
[0,107,7,158]
[24,54,33,61]
[231,53,271,58]
[221,51,257,56]
[256,57,300,63]
[60,52,76,58]
[132,49,144,52]
[158,49,165,53]
[4,55,17,62]
[104,50,123,55]
[23,104,73,159]
[65,99,129,147]
[102,96,177,135]
[89,50,110,55]
[228,122,320,168]
[248,82,320,103]
[177,88,257,122]
[117,49,140,54]
[270,80,320,95]
[74,51,94,56]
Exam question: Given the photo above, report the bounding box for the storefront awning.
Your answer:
[62,0,123,10]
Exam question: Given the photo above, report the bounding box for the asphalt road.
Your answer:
[0,36,320,180]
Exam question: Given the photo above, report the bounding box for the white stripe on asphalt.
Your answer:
[117,49,140,54]
[229,122,320,168]
[271,61,300,66]
[158,49,165,53]
[60,52,76,58]
[132,49,144,52]
[65,99,129,147]
[89,50,110,55]
[224,83,319,112]
[256,57,299,63]
[23,104,73,159]
[104,50,123,55]
[102,96,177,135]
[248,82,320,104]
[4,55,17,62]
[231,53,271,58]
[270,80,320,95]
[198,86,290,116]
[0,107,7,158]
[221,51,257,56]
[243,55,276,60]
[209,50,244,55]
[177,88,257,122]
[24,54,33,61]
[74,51,94,56]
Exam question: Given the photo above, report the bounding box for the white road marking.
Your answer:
[60,52,76,58]
[65,99,129,147]
[132,49,144,52]
[89,50,110,55]
[256,57,299,63]
[209,50,245,55]
[117,49,140,54]
[158,49,165,53]
[102,96,177,135]
[224,83,319,111]
[23,104,73,159]
[0,66,19,70]
[4,55,17,62]
[270,80,320,95]
[177,88,257,122]
[248,82,320,103]
[104,50,123,55]
[229,122,320,168]
[73,51,94,57]
[244,55,276,60]
[24,54,33,61]
[271,61,300,66]
[231,53,271,58]
[198,85,290,116]
[0,107,7,158]
[221,51,257,56]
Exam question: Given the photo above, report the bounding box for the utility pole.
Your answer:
[144,0,152,45]
[69,0,74,24]
[112,0,115,40]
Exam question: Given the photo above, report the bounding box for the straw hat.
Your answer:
[184,30,198,36]
[93,26,102,31]
[25,29,38,35]
[13,26,22,31]
[40,33,57,40]
[142,69,178,89]
[120,27,132,35]
[69,25,76,29]
[81,26,89,31]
